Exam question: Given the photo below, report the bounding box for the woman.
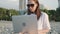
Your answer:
[19,0,51,34]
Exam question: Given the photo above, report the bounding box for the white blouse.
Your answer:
[25,12,51,30]
[37,12,51,30]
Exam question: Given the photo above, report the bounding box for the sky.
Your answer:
[0,0,19,10]
[39,0,58,10]
[0,0,58,10]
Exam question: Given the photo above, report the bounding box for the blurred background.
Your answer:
[0,0,60,34]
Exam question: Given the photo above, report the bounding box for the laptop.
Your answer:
[12,15,38,34]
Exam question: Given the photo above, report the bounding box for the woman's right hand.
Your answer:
[19,31,29,34]
[19,32,23,34]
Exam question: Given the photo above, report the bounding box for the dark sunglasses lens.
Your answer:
[27,4,34,7]
[27,4,30,7]
[31,4,34,7]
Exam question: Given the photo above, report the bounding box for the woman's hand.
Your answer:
[19,31,29,34]
[38,29,50,34]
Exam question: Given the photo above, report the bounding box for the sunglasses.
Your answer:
[27,4,34,7]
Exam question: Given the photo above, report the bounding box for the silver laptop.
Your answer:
[12,15,38,34]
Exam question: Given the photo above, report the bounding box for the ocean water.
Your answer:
[0,21,60,34]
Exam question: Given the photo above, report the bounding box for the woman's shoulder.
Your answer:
[41,12,48,17]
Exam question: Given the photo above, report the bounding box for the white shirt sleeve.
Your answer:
[43,13,51,30]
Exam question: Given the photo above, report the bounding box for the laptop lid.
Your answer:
[12,15,38,34]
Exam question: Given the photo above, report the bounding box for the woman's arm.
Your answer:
[38,29,50,34]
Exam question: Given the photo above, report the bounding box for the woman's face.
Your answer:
[27,0,37,12]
